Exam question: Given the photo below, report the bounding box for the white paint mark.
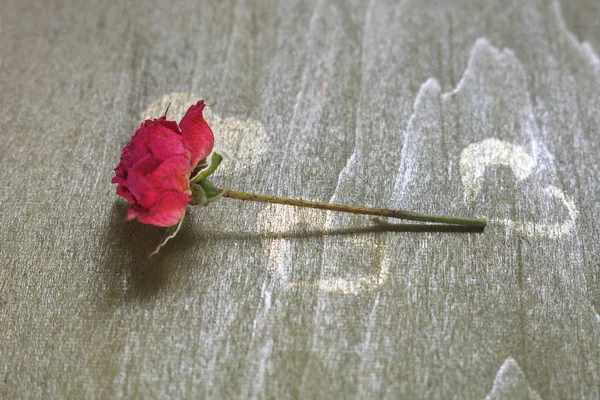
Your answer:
[394,78,442,197]
[274,0,325,196]
[259,204,325,286]
[581,42,600,66]
[258,203,388,294]
[460,138,534,204]
[142,92,200,121]
[486,357,542,400]
[551,0,600,66]
[247,280,273,396]
[460,138,577,238]
[441,38,516,101]
[0,17,3,73]
[291,274,387,295]
[492,185,578,239]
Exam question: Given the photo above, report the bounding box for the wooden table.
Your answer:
[1,0,599,398]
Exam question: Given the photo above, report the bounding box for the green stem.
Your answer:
[221,189,486,228]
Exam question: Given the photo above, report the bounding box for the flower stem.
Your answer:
[221,189,486,228]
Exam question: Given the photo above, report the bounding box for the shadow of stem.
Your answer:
[184,217,485,242]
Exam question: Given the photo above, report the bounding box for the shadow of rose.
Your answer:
[97,201,484,308]
[98,201,171,305]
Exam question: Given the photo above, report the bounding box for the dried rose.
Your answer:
[111,100,214,227]
[113,100,486,256]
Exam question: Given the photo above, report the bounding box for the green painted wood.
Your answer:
[1,0,598,398]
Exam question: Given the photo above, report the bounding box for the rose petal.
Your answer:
[133,191,191,227]
[113,161,128,180]
[179,100,214,167]
[157,116,181,135]
[127,155,192,210]
[117,124,151,170]
[130,153,161,177]
[125,204,143,221]
[146,120,188,161]
[114,179,136,204]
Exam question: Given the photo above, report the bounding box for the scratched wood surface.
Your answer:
[1,0,599,398]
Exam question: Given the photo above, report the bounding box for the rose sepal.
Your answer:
[190,152,223,183]
[190,179,224,206]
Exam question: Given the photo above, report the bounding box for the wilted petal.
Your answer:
[146,120,188,161]
[179,100,214,167]
[134,191,191,227]
[114,181,136,204]
[127,155,192,210]
[157,116,181,135]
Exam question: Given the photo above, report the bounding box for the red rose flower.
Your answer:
[112,100,214,227]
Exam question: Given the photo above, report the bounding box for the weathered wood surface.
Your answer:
[1,0,599,398]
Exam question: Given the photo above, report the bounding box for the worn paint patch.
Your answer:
[460,139,534,204]
[486,358,542,400]
[460,138,577,238]
[258,203,388,294]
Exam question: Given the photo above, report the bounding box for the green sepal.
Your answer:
[190,152,223,183]
[190,183,208,206]
[190,178,224,207]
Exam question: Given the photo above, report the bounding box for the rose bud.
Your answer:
[111,100,214,227]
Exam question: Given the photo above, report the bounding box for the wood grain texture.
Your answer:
[0,0,598,398]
